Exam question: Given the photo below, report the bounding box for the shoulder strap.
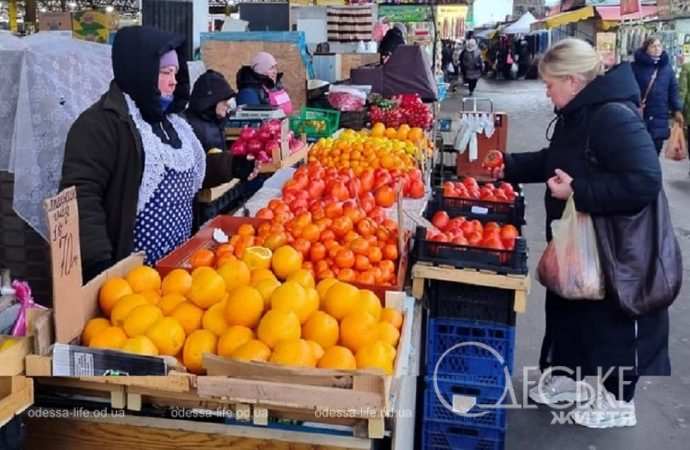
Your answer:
[641,68,659,108]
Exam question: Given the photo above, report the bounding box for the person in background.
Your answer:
[461,38,483,96]
[236,52,292,114]
[61,26,208,279]
[678,60,690,172]
[631,36,684,154]
[379,22,406,64]
[442,40,453,82]
[186,69,255,189]
[451,40,464,93]
[490,38,669,429]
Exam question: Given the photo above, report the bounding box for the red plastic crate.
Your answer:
[156,216,268,276]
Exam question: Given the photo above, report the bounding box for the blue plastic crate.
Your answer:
[422,420,505,450]
[423,377,507,430]
[425,318,515,381]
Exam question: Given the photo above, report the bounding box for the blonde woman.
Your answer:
[491,39,669,428]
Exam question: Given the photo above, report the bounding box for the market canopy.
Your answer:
[503,12,536,35]
[533,5,595,30]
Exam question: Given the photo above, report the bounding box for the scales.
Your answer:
[233,104,286,121]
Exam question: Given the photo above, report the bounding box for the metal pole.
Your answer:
[9,0,18,32]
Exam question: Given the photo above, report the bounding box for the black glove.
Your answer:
[231,155,256,181]
[203,152,234,189]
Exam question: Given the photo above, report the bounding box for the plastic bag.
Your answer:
[327,86,367,112]
[537,196,605,300]
[664,122,688,161]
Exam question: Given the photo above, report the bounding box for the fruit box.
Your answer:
[351,232,411,301]
[428,182,526,226]
[0,336,32,376]
[0,376,33,429]
[155,216,269,277]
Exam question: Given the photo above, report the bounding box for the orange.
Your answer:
[356,341,394,375]
[158,293,187,316]
[251,268,277,284]
[140,289,161,305]
[269,339,316,368]
[99,278,133,317]
[188,268,226,309]
[307,340,325,361]
[217,326,255,357]
[161,269,193,296]
[257,310,301,349]
[271,245,303,280]
[371,122,386,138]
[263,232,289,251]
[216,254,238,268]
[81,318,111,346]
[202,300,229,336]
[169,302,204,335]
[242,246,272,271]
[316,278,339,300]
[376,322,400,347]
[270,281,309,323]
[304,288,320,321]
[123,304,163,338]
[121,336,159,356]
[318,346,357,370]
[146,317,186,356]
[322,282,359,321]
[190,249,215,269]
[286,269,315,289]
[183,330,217,374]
[357,290,382,321]
[340,311,378,353]
[253,277,281,309]
[231,339,271,362]
[237,223,256,237]
[408,127,423,142]
[126,266,162,293]
[224,286,264,328]
[216,260,251,292]
[302,311,339,350]
[380,308,403,329]
[396,124,410,140]
[110,294,149,327]
[89,326,127,350]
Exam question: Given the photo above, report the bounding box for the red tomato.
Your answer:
[432,211,450,230]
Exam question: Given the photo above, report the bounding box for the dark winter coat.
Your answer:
[631,49,683,140]
[186,70,254,189]
[461,49,483,80]
[379,27,405,63]
[235,66,285,107]
[505,63,670,376]
[61,26,195,281]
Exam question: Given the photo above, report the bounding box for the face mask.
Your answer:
[160,95,174,113]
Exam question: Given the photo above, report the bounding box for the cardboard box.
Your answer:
[0,336,32,376]
[38,12,72,31]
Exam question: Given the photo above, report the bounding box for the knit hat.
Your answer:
[159,49,179,69]
[251,52,277,76]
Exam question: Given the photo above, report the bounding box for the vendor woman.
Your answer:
[236,52,292,114]
[61,26,252,280]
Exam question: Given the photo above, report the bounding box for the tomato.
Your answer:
[482,150,504,169]
[354,255,371,271]
[330,183,350,202]
[368,206,386,224]
[320,229,336,242]
[356,271,376,285]
[408,180,425,199]
[335,249,355,269]
[255,208,274,219]
[289,197,309,212]
[349,238,370,255]
[451,235,469,246]
[301,224,321,242]
[481,235,505,250]
[307,180,325,199]
[470,220,483,234]
[467,231,483,246]
[484,222,500,233]
[347,178,362,198]
[463,177,479,190]
[375,186,396,208]
[494,189,510,203]
[373,172,393,190]
[446,217,466,233]
[356,218,376,237]
[282,180,301,197]
[324,202,344,219]
[367,246,383,263]
[359,169,375,192]
[337,268,356,282]
[499,182,515,196]
[461,220,475,235]
[268,199,284,211]
[431,211,450,230]
[359,192,376,213]
[309,242,327,262]
[443,181,458,198]
[383,244,399,261]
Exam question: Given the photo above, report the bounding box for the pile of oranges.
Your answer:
[309,128,420,175]
[88,254,404,375]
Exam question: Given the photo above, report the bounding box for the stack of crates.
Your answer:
[421,281,517,450]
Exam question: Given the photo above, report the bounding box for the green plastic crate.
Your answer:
[289,107,340,139]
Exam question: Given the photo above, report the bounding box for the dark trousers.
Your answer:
[468,78,479,94]
[603,373,639,402]
[654,139,664,155]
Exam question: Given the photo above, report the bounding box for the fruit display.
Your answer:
[368,94,433,129]
[428,211,520,251]
[230,120,305,165]
[89,257,405,375]
[442,178,517,203]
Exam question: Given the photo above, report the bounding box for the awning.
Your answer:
[595,5,657,22]
[537,5,595,29]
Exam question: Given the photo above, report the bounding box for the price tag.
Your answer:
[44,187,83,343]
[471,206,489,215]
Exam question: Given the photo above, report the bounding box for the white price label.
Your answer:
[471,206,489,215]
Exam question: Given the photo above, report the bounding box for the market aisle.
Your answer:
[442,78,690,450]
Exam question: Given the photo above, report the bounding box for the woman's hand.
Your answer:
[547,169,573,200]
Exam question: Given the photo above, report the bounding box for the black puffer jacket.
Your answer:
[379,27,405,63]
[236,66,285,106]
[61,26,193,280]
[186,70,254,189]
[505,63,669,376]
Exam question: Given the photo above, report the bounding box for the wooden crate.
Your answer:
[25,413,372,450]
[0,376,34,428]
[258,142,310,174]
[27,293,415,440]
[0,336,32,376]
[410,262,531,314]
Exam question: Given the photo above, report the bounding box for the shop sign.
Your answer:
[378,5,433,23]
[436,5,468,40]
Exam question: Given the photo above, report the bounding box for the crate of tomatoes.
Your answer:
[434,176,526,226]
[414,209,527,275]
